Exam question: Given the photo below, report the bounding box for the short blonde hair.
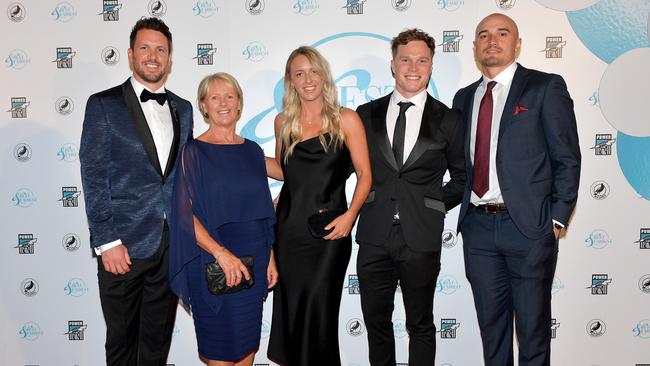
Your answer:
[196,72,244,123]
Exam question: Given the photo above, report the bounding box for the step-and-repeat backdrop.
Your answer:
[2,0,649,365]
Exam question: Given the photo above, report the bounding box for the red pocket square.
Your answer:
[513,104,528,116]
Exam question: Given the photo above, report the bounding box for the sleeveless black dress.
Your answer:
[268,133,352,366]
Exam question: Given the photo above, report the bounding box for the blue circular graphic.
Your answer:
[617,132,650,199]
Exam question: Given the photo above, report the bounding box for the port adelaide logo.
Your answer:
[391,0,411,12]
[101,47,120,66]
[495,0,516,10]
[99,0,121,21]
[55,96,74,115]
[8,97,29,118]
[635,228,650,249]
[590,180,609,200]
[16,234,37,254]
[7,2,26,22]
[346,318,365,336]
[53,47,76,69]
[65,320,87,340]
[592,134,615,155]
[21,278,39,297]
[551,318,560,339]
[195,44,216,65]
[639,274,650,294]
[63,233,81,251]
[586,319,606,337]
[541,36,566,59]
[246,0,264,15]
[439,318,460,339]
[347,274,360,294]
[60,186,81,207]
[148,0,167,18]
[441,229,457,248]
[14,143,32,162]
[439,31,463,53]
[343,0,364,14]
[587,274,612,295]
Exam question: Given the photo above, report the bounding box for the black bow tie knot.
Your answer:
[140,89,167,106]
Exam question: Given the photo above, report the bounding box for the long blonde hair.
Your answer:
[281,46,344,163]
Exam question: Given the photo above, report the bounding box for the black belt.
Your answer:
[473,203,507,214]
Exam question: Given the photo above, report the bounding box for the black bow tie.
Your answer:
[140,89,167,106]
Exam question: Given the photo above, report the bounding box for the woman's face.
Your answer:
[201,79,241,127]
[289,54,323,103]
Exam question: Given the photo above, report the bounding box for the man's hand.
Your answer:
[101,244,132,275]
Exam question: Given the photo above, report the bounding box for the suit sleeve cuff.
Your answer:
[94,239,122,256]
[552,219,565,229]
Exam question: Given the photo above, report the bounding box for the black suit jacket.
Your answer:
[453,64,581,239]
[356,92,466,252]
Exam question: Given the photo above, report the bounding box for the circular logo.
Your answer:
[21,278,39,296]
[193,0,218,18]
[7,3,25,22]
[51,2,77,22]
[346,318,365,336]
[19,321,43,340]
[12,188,36,208]
[245,0,264,14]
[495,0,516,10]
[392,0,411,11]
[5,49,31,70]
[393,318,407,338]
[441,229,457,248]
[639,274,650,294]
[590,180,610,200]
[62,233,81,252]
[260,319,271,339]
[64,278,88,297]
[293,0,319,15]
[584,229,611,249]
[55,96,74,115]
[243,41,269,62]
[436,275,460,295]
[57,143,79,162]
[586,319,606,337]
[551,276,564,294]
[101,47,120,66]
[14,143,32,162]
[436,0,464,11]
[633,319,650,339]
[148,0,167,17]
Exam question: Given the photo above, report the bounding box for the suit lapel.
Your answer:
[370,94,398,171]
[163,93,181,178]
[464,79,481,178]
[122,80,163,177]
[498,64,529,140]
[402,94,441,170]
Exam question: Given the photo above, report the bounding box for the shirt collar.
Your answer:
[391,88,428,110]
[481,61,518,89]
[130,76,166,97]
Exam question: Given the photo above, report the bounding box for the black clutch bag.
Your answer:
[307,208,345,238]
[205,256,254,295]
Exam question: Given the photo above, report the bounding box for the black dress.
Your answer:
[268,133,352,366]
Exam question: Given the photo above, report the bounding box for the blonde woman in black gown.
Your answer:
[265,46,371,365]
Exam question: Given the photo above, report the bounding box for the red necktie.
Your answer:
[472,81,496,198]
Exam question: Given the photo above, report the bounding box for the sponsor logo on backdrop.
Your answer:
[16,234,36,254]
[243,41,268,62]
[57,143,79,162]
[393,318,407,338]
[12,188,37,208]
[439,318,460,339]
[8,97,29,118]
[441,229,457,248]
[590,180,609,200]
[587,274,611,295]
[293,0,319,15]
[347,274,360,294]
[7,2,25,22]
[195,44,216,65]
[391,0,410,12]
[260,319,270,338]
[639,274,650,294]
[53,47,76,69]
[343,0,364,14]
[542,36,566,59]
[586,319,606,337]
[633,320,650,339]
[64,278,88,297]
[148,0,167,17]
[5,49,30,69]
[551,318,560,339]
[19,322,43,340]
[246,0,264,15]
[60,186,80,207]
[635,228,650,249]
[99,0,121,21]
[346,318,365,336]
[55,96,74,115]
[495,0,516,10]
[436,275,460,295]
[21,278,39,296]
[14,143,32,162]
[588,90,599,106]
[65,320,86,340]
[436,0,464,11]
[193,0,217,17]
[585,229,611,249]
[51,2,77,22]
[101,46,120,66]
[440,31,462,52]
[591,134,615,155]
[63,233,81,251]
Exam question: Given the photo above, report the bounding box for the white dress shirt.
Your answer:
[95,77,174,255]
[386,89,428,165]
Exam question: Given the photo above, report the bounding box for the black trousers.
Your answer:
[97,224,178,366]
[357,224,441,366]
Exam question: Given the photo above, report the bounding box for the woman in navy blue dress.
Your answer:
[169,72,276,366]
